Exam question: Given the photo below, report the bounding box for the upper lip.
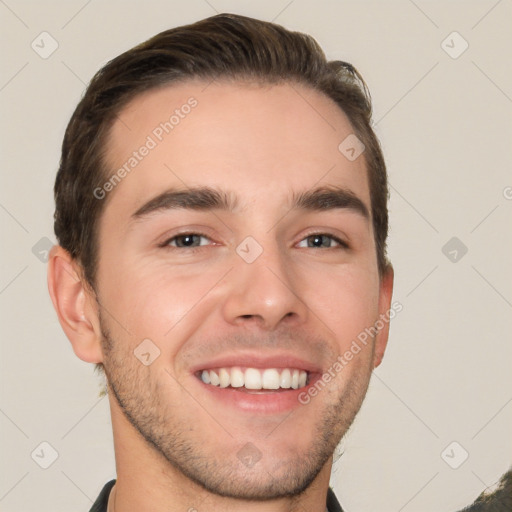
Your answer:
[189,351,322,375]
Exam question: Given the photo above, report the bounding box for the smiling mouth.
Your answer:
[196,366,310,391]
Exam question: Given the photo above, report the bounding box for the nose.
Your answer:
[221,242,309,331]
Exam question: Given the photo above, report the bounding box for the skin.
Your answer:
[48,80,393,512]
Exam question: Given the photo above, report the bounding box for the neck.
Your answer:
[108,401,332,512]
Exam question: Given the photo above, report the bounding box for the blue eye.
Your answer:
[297,234,347,249]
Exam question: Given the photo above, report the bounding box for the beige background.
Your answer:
[1,1,511,511]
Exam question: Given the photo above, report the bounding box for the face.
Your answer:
[94,80,392,499]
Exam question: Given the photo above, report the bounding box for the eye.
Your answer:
[163,233,212,248]
[297,233,347,249]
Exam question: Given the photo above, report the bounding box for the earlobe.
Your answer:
[373,265,394,369]
[47,246,103,364]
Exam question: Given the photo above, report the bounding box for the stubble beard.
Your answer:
[100,314,373,501]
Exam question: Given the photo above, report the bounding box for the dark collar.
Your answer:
[89,480,115,512]
[327,486,344,512]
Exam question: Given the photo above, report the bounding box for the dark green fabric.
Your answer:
[89,480,344,512]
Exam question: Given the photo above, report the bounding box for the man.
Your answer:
[47,13,395,511]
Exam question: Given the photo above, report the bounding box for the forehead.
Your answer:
[102,79,370,217]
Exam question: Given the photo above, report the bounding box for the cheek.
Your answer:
[298,263,380,348]
[106,257,225,346]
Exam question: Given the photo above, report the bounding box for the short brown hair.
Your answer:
[54,13,390,291]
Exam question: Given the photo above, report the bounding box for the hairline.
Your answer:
[99,75,373,206]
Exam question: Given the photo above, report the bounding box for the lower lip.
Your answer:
[196,375,318,414]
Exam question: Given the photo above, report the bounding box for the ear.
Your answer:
[47,245,103,364]
[373,265,394,368]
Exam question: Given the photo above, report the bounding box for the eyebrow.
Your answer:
[292,186,369,219]
[130,185,369,222]
[131,187,236,220]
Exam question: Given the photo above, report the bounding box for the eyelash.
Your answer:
[160,232,213,250]
[159,232,349,250]
[297,233,349,249]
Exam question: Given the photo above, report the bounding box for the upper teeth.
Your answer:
[200,367,308,390]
